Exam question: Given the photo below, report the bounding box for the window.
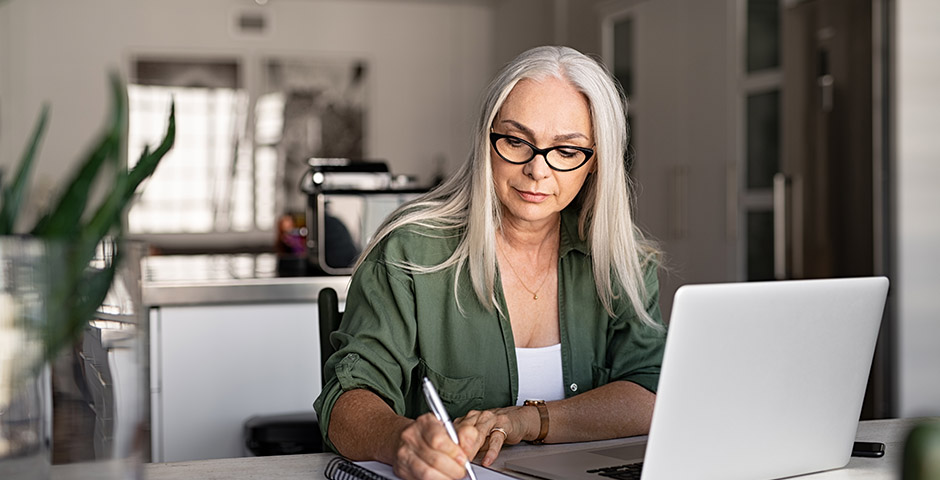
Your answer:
[128,83,259,233]
[126,56,368,253]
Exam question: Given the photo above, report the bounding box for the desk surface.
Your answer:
[52,417,924,480]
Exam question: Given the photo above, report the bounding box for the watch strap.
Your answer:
[524,399,549,444]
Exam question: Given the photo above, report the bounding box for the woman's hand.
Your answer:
[392,413,481,480]
[456,406,538,467]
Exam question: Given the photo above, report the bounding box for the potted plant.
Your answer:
[0,73,175,478]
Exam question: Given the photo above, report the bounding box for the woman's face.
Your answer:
[491,76,595,228]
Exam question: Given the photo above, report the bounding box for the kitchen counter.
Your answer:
[142,253,350,306]
[142,253,350,462]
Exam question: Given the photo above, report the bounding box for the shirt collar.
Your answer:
[559,205,590,258]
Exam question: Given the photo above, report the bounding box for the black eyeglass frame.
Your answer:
[489,132,595,172]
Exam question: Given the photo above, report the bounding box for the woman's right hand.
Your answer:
[392,413,482,480]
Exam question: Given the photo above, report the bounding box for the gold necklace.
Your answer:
[497,241,551,300]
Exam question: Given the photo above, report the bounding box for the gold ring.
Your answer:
[489,427,508,438]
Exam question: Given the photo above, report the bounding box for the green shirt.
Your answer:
[313,207,666,451]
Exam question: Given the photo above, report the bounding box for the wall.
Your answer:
[0,0,493,220]
[565,0,606,56]
[594,0,736,320]
[491,0,555,68]
[491,0,607,66]
[896,0,940,417]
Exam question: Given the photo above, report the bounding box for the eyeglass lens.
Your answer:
[493,136,590,171]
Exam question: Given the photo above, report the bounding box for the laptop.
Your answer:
[504,277,889,480]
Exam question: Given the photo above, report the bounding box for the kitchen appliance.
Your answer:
[301,158,425,275]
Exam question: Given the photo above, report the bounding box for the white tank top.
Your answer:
[515,343,565,406]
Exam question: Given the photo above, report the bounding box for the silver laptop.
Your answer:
[505,277,889,480]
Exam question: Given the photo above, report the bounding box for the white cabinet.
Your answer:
[149,302,322,463]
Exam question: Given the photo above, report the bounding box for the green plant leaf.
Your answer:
[78,170,129,264]
[0,104,50,234]
[30,135,120,237]
[63,103,173,322]
[43,246,121,361]
[31,74,126,238]
[85,101,175,245]
[10,73,176,365]
[128,101,175,188]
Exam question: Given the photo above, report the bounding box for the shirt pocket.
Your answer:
[418,358,485,417]
[592,363,612,389]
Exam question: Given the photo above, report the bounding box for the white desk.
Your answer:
[52,417,926,479]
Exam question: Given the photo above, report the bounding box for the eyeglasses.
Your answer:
[489,132,594,172]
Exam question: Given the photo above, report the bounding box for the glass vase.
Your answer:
[50,240,149,478]
[0,237,58,479]
[0,238,149,480]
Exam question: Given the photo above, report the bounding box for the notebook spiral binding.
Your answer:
[325,457,393,480]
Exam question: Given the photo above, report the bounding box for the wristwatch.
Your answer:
[523,399,549,444]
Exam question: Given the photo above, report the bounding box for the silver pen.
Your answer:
[421,376,478,480]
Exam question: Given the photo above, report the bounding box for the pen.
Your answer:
[422,376,478,480]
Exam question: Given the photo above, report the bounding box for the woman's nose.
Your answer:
[523,153,553,179]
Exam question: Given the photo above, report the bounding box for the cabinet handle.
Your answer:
[819,74,834,112]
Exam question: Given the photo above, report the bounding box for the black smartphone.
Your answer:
[852,441,886,458]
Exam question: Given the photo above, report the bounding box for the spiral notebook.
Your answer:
[325,457,518,480]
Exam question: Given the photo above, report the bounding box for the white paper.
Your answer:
[355,460,518,480]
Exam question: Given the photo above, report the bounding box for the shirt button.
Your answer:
[569,383,578,392]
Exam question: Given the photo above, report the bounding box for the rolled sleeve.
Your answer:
[607,263,667,393]
[313,258,418,451]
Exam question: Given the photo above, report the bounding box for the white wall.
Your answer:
[0,0,493,220]
[896,0,940,417]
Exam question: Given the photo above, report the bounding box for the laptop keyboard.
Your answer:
[587,462,644,479]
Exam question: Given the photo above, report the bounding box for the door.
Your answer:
[781,0,890,419]
[780,0,873,281]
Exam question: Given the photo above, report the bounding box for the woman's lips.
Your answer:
[516,189,550,203]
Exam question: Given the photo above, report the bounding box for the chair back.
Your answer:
[317,287,343,387]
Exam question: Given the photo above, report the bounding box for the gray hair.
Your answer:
[356,45,661,329]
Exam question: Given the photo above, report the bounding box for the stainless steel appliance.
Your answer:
[301,158,425,275]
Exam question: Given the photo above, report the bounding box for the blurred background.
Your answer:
[1,0,937,465]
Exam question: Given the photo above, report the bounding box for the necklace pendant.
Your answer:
[533,294,539,300]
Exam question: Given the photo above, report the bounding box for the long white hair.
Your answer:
[356,45,661,329]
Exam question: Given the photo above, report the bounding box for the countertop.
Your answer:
[142,254,350,306]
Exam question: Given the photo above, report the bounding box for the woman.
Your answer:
[314,45,666,480]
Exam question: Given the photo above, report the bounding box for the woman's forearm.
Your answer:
[329,389,481,480]
[327,382,653,462]
[542,380,655,444]
[455,380,655,467]
[327,389,413,464]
